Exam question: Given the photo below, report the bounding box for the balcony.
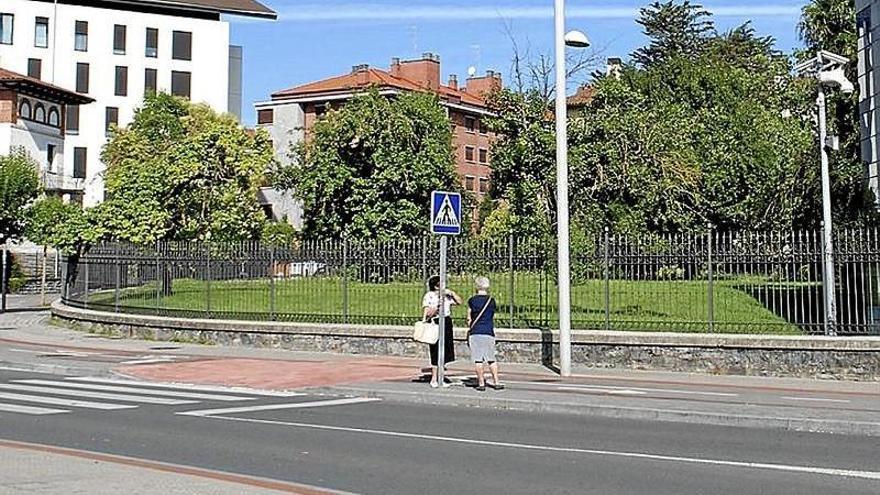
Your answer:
[43,171,85,192]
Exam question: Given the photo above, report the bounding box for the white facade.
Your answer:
[254,100,305,227]
[0,0,250,206]
[858,0,880,198]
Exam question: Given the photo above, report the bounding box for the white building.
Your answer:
[0,0,275,206]
[1,67,93,200]
[858,0,880,197]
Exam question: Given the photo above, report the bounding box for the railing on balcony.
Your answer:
[42,171,85,192]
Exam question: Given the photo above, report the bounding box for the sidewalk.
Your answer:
[0,440,343,494]
[2,311,879,436]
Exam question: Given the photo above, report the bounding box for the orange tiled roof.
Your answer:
[0,67,94,105]
[567,85,595,107]
[272,67,487,108]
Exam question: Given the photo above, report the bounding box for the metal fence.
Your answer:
[61,229,880,335]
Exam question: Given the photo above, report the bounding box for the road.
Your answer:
[0,368,877,494]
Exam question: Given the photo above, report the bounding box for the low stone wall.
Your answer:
[51,302,880,381]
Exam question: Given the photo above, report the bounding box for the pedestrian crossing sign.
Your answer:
[430,191,462,235]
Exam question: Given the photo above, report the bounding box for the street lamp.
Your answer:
[555,0,589,377]
[794,50,855,336]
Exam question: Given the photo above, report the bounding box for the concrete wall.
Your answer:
[227,45,243,122]
[52,302,880,381]
[0,0,232,206]
[858,0,880,198]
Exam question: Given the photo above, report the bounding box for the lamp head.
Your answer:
[564,30,590,48]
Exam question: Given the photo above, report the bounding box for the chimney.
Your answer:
[448,74,458,90]
[606,57,622,79]
[464,70,502,97]
[396,53,441,90]
[351,64,370,84]
[390,57,401,77]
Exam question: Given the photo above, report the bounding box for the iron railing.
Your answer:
[61,229,880,335]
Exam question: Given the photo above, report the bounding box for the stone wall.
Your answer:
[52,302,880,381]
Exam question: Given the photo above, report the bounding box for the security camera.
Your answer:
[819,67,855,95]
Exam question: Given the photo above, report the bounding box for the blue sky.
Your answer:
[229,0,808,125]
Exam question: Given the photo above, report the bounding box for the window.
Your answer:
[73,147,87,179]
[479,120,488,135]
[34,103,46,123]
[171,71,191,99]
[19,99,31,120]
[105,106,118,135]
[145,28,158,57]
[74,21,87,51]
[465,176,475,191]
[35,17,48,48]
[27,58,41,79]
[46,144,55,170]
[47,107,59,127]
[172,31,192,61]
[113,24,126,54]
[479,177,489,193]
[114,66,128,96]
[478,148,488,164]
[144,68,157,95]
[0,13,12,45]
[465,146,475,162]
[465,116,476,133]
[257,109,274,125]
[66,105,80,134]
[75,63,89,93]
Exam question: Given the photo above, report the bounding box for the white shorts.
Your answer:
[468,335,496,363]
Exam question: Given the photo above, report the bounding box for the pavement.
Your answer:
[0,310,879,493]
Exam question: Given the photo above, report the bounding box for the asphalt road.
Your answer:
[0,369,877,494]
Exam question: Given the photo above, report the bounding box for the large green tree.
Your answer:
[0,150,40,244]
[98,93,273,243]
[275,89,459,240]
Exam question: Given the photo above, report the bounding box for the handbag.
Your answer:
[469,297,494,332]
[412,320,439,344]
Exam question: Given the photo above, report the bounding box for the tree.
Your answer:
[26,197,96,255]
[99,93,273,244]
[0,150,40,245]
[632,1,714,67]
[275,89,459,240]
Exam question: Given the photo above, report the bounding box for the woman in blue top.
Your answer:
[467,276,504,391]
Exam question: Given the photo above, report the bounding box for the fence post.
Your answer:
[40,246,48,307]
[269,245,276,321]
[155,241,160,315]
[83,255,90,309]
[206,242,212,316]
[342,239,349,324]
[604,227,610,331]
[707,223,715,333]
[508,233,515,329]
[60,252,67,303]
[114,243,121,313]
[1,245,7,313]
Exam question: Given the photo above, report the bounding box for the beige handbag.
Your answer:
[412,320,439,344]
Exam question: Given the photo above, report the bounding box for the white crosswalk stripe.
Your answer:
[0,384,197,405]
[14,380,257,402]
[0,391,136,410]
[66,377,305,397]
[0,403,69,415]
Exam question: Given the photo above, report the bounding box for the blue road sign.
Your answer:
[431,191,462,235]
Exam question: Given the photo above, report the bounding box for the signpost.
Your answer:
[430,191,462,387]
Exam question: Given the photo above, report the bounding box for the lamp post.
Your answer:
[795,50,854,336]
[554,0,588,377]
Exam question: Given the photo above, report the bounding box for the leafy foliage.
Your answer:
[99,93,273,244]
[275,89,459,240]
[0,150,40,244]
[26,197,95,254]
[632,1,713,67]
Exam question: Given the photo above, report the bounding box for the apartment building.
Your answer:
[858,0,880,197]
[0,0,275,206]
[256,54,501,226]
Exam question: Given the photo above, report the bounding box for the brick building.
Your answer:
[256,53,501,227]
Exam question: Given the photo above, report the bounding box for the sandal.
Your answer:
[476,384,486,392]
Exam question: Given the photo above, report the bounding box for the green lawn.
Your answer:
[88,273,801,334]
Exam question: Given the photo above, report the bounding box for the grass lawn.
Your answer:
[88,273,801,334]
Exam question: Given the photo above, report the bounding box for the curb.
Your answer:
[0,360,112,378]
[312,384,880,438]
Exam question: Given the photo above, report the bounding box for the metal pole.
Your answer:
[818,87,837,335]
[508,233,514,329]
[554,0,572,376]
[40,246,48,307]
[342,239,349,323]
[0,245,6,313]
[707,224,715,333]
[437,236,449,386]
[269,246,276,321]
[114,243,121,312]
[604,227,610,331]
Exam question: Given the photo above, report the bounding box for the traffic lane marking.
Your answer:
[197,414,880,482]
[67,377,306,397]
[0,403,69,415]
[14,379,257,402]
[781,397,852,404]
[177,397,379,417]
[0,391,136,410]
[0,384,197,406]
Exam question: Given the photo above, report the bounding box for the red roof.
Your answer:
[272,67,488,108]
[0,68,94,105]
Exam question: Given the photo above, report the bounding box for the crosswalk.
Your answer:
[0,376,312,417]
